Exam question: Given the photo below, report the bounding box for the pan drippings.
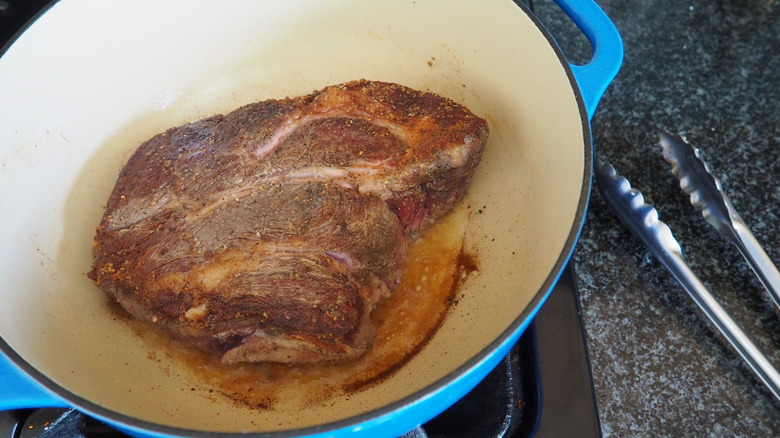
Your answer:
[115,207,475,410]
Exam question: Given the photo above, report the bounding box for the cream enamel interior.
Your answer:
[0,0,586,433]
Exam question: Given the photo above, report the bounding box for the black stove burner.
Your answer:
[0,1,600,436]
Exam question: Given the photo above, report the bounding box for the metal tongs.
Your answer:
[659,133,780,310]
[594,134,780,401]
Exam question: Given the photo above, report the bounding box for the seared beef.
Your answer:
[89,80,488,364]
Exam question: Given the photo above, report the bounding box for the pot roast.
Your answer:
[88,80,488,364]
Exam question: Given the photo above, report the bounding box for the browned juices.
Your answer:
[119,208,474,409]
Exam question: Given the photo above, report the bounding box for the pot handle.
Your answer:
[0,349,67,409]
[553,0,623,120]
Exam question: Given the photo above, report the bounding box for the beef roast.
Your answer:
[88,80,488,364]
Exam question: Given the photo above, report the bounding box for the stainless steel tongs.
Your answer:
[659,133,780,311]
[594,136,780,401]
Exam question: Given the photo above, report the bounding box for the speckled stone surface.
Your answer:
[533,0,780,436]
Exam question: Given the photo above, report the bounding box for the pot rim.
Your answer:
[0,0,596,436]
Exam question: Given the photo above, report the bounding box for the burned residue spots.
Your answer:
[456,250,478,281]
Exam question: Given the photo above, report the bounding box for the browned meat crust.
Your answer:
[88,80,488,364]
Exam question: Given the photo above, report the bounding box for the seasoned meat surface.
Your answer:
[88,80,488,364]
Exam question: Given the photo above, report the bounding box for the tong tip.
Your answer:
[594,156,683,256]
[658,133,738,232]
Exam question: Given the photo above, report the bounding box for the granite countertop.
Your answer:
[535,0,780,435]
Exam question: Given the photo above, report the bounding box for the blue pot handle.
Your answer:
[0,348,66,409]
[553,0,624,120]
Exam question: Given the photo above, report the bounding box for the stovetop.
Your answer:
[0,1,600,436]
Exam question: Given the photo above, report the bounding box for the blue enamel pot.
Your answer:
[0,0,622,436]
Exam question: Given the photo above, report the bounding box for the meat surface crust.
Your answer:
[88,80,488,364]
